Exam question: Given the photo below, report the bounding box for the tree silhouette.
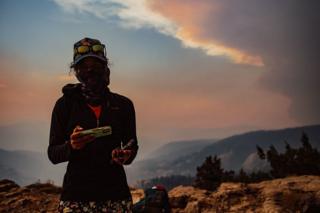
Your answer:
[194,155,223,191]
[256,145,265,160]
[295,132,320,175]
[257,132,320,178]
[192,132,319,190]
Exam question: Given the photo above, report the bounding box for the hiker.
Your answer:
[47,37,139,212]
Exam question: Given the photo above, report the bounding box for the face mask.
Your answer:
[77,69,107,94]
[78,71,108,106]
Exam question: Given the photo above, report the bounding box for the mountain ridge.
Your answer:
[1,124,319,186]
[126,124,320,183]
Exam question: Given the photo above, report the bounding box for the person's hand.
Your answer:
[111,148,132,165]
[70,125,95,150]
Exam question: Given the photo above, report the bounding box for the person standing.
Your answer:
[48,37,139,212]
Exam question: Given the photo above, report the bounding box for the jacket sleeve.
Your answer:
[47,98,72,164]
[122,99,139,165]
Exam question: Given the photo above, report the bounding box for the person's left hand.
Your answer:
[111,148,132,165]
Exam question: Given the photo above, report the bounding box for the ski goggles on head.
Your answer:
[71,37,108,68]
[74,44,106,55]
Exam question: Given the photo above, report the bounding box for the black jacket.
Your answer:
[47,83,138,201]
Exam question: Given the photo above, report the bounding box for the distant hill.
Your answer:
[126,139,217,183]
[126,124,320,183]
[0,149,66,186]
[192,124,320,171]
[0,122,49,152]
[145,139,217,161]
[0,163,34,186]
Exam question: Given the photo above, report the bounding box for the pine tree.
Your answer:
[301,132,312,151]
[266,145,285,178]
[194,155,223,191]
[296,132,320,175]
[255,132,320,178]
[256,145,265,160]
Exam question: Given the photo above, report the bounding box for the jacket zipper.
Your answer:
[87,105,101,127]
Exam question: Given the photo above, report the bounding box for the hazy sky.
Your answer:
[0,0,319,158]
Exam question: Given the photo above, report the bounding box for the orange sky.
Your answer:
[0,53,297,153]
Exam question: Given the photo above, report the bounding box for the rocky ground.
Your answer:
[1,175,320,212]
[169,175,320,213]
[0,179,61,213]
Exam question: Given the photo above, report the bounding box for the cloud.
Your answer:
[160,1,318,123]
[147,0,263,66]
[193,0,320,124]
[53,0,263,66]
[53,0,176,34]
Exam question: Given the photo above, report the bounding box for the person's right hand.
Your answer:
[70,125,95,150]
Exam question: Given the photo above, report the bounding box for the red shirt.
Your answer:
[87,104,102,119]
